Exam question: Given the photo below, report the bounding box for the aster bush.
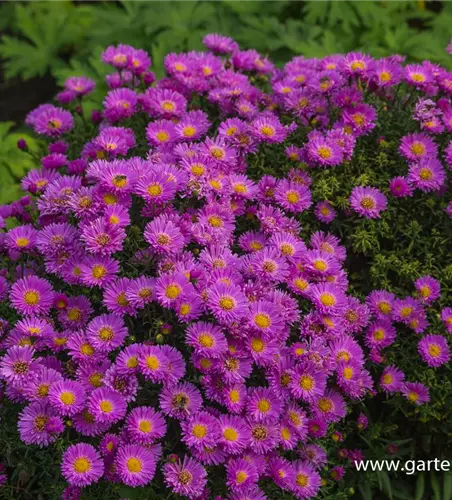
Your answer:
[1,33,452,500]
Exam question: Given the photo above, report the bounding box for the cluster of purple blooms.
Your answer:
[0,33,451,499]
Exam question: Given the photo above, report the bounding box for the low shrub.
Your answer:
[0,33,452,500]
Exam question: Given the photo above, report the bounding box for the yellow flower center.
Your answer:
[343,367,354,379]
[73,457,91,474]
[260,125,275,137]
[127,457,142,473]
[183,126,196,137]
[16,237,30,247]
[254,313,271,329]
[419,168,432,180]
[360,196,376,209]
[24,291,40,305]
[317,146,332,159]
[198,333,214,348]
[112,175,127,188]
[411,73,426,83]
[147,184,163,197]
[410,142,425,156]
[236,471,248,484]
[223,428,238,441]
[428,344,441,358]
[318,398,333,412]
[139,420,152,433]
[373,329,385,341]
[281,427,291,440]
[229,390,240,403]
[300,375,314,390]
[156,131,169,142]
[313,260,327,272]
[60,391,75,405]
[257,399,271,413]
[208,215,223,228]
[219,297,235,311]
[80,343,94,356]
[251,338,265,353]
[146,355,160,370]
[99,327,114,341]
[100,400,113,413]
[210,147,225,159]
[382,373,393,384]
[379,71,392,82]
[192,424,207,438]
[92,265,107,279]
[165,285,181,299]
[351,60,366,71]
[37,384,50,397]
[320,293,336,307]
[286,191,300,204]
[408,391,419,402]
[161,101,175,111]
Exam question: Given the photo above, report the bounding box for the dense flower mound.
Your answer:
[0,34,452,499]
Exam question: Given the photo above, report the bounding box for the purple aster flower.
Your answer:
[125,406,167,444]
[163,456,207,499]
[5,225,38,252]
[408,158,446,192]
[81,219,126,256]
[181,410,220,452]
[399,133,437,162]
[275,179,312,213]
[291,460,322,499]
[389,176,414,198]
[311,389,346,423]
[441,307,452,333]
[218,415,250,455]
[380,365,405,393]
[288,361,327,403]
[126,277,156,309]
[23,366,62,401]
[418,334,450,367]
[115,444,157,487]
[350,186,387,219]
[160,381,203,419]
[203,33,239,54]
[185,321,228,358]
[207,283,247,324]
[48,380,86,417]
[341,52,372,76]
[103,88,138,122]
[414,275,440,304]
[87,387,127,425]
[365,320,397,350]
[18,401,63,446]
[246,387,282,423]
[402,382,430,405]
[64,76,95,96]
[80,255,120,288]
[141,88,187,118]
[0,345,40,383]
[10,275,54,316]
[31,105,74,137]
[367,290,395,320]
[309,282,346,316]
[306,135,343,167]
[61,443,104,487]
[342,104,376,135]
[226,458,259,493]
[405,64,433,87]
[86,314,128,352]
[103,277,135,316]
[314,201,336,223]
